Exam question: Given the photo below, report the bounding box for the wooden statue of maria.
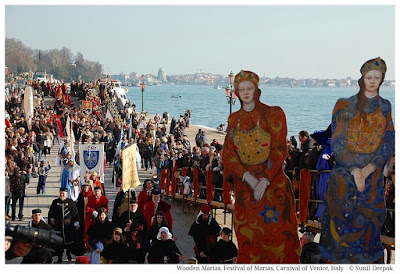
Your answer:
[222,70,300,263]
[319,57,395,263]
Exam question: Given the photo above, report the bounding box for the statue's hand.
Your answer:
[352,168,365,192]
[242,171,258,190]
[254,178,270,201]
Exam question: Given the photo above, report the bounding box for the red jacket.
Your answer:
[137,190,152,213]
[143,200,173,231]
[86,195,109,230]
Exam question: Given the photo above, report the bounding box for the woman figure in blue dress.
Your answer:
[320,57,395,263]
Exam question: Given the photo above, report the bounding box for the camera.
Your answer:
[5,223,63,248]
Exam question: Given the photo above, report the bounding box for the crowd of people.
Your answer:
[4,77,237,264]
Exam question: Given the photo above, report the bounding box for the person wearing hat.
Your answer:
[100,227,129,264]
[188,205,221,263]
[86,186,109,233]
[20,209,54,264]
[60,158,81,202]
[222,70,300,263]
[147,210,175,247]
[208,227,238,264]
[48,188,80,263]
[137,179,154,213]
[147,227,183,264]
[117,189,146,234]
[37,160,51,195]
[143,187,173,232]
[320,57,395,264]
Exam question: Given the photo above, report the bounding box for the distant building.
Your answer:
[158,67,167,82]
[346,77,352,87]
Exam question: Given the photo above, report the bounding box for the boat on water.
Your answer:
[214,85,222,89]
[108,80,129,109]
[171,95,181,98]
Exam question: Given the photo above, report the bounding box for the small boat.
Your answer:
[171,95,181,98]
[214,85,222,89]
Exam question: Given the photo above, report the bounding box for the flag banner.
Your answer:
[82,100,92,114]
[122,143,140,192]
[65,116,76,158]
[23,86,34,130]
[79,143,105,185]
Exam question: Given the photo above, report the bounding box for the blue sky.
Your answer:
[4,4,396,79]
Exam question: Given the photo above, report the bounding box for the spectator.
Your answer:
[300,232,320,264]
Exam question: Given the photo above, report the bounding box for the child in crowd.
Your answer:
[37,160,51,194]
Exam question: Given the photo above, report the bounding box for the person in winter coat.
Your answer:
[188,205,221,263]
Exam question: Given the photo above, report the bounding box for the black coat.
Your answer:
[209,239,238,263]
[188,214,221,256]
[117,210,146,232]
[36,134,46,150]
[48,198,80,244]
[87,219,115,249]
[147,239,181,264]
[100,241,129,263]
[300,242,321,264]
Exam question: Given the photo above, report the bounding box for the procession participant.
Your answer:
[86,208,114,264]
[56,137,70,166]
[117,190,146,234]
[320,57,395,264]
[147,210,174,247]
[126,217,147,263]
[188,205,221,263]
[60,158,81,201]
[208,227,238,264]
[48,187,81,263]
[147,227,183,264]
[76,181,93,251]
[222,70,300,263]
[143,187,173,231]
[89,171,104,195]
[137,178,153,213]
[100,228,129,264]
[86,186,109,231]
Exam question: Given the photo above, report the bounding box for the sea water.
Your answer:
[126,85,395,139]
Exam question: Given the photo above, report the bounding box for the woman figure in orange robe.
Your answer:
[222,70,300,263]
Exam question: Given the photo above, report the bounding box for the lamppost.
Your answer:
[225,71,237,114]
[140,74,146,112]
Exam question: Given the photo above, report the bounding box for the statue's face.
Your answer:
[237,80,256,104]
[363,70,383,95]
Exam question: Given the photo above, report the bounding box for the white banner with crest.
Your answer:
[79,143,105,185]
